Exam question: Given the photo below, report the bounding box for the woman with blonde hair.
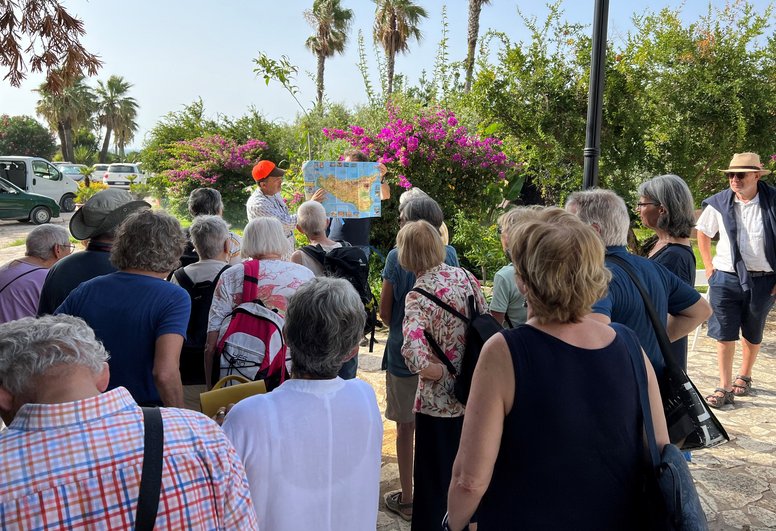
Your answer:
[398,220,487,530]
[444,208,669,530]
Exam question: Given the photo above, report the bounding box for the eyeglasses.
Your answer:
[60,243,75,253]
[496,226,503,235]
[635,202,660,209]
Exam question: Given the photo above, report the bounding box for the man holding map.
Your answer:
[247,160,325,252]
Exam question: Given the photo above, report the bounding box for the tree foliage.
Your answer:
[0,0,102,92]
[0,114,57,157]
[373,0,428,95]
[35,75,96,162]
[305,0,354,108]
[95,75,139,162]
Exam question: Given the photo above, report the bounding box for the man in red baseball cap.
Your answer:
[246,161,325,253]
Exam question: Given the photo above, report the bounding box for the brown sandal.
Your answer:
[732,375,752,397]
[706,388,734,409]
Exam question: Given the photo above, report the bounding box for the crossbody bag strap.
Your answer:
[0,266,44,295]
[605,254,680,373]
[135,407,164,531]
[242,259,259,302]
[411,287,465,376]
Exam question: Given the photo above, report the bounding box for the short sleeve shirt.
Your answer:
[591,246,700,375]
[0,261,49,323]
[55,272,191,405]
[489,264,527,327]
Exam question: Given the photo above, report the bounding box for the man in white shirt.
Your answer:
[696,152,776,408]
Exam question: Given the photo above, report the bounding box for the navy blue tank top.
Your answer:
[476,324,648,530]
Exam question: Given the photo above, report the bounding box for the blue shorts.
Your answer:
[707,270,776,344]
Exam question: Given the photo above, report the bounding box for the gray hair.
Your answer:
[565,189,629,246]
[296,201,327,236]
[241,217,289,258]
[285,277,365,378]
[188,188,224,217]
[0,314,108,395]
[398,187,429,206]
[25,224,70,260]
[110,209,186,272]
[637,174,696,238]
[400,197,444,230]
[189,215,229,260]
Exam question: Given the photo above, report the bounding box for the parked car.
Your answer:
[0,176,61,224]
[0,156,78,212]
[55,163,88,182]
[102,163,145,188]
[91,163,109,182]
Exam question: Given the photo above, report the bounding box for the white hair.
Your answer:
[0,315,108,395]
[565,189,630,246]
[26,224,70,260]
[189,215,229,260]
[241,217,289,258]
[296,201,327,236]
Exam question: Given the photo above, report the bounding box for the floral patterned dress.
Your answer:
[207,259,314,334]
[402,263,487,418]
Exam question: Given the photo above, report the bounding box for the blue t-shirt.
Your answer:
[381,245,459,377]
[56,271,191,405]
[592,246,700,376]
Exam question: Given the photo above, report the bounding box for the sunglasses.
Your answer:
[727,172,752,180]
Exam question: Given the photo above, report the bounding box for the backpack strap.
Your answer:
[423,330,458,376]
[335,240,352,247]
[412,287,469,323]
[301,244,326,266]
[213,264,231,285]
[135,407,164,531]
[242,259,260,302]
[172,268,194,291]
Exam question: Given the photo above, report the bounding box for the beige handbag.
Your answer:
[200,375,267,418]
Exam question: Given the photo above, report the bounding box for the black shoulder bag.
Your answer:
[605,254,728,450]
[135,407,164,531]
[620,323,709,530]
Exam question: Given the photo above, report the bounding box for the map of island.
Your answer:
[303,161,381,219]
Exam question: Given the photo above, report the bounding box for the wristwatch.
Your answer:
[441,512,452,531]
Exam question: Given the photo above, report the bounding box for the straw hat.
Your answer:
[719,152,771,175]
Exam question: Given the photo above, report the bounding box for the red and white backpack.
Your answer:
[215,260,289,390]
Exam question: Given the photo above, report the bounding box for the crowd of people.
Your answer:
[0,151,773,529]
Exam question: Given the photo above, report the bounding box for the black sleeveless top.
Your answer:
[475,324,648,530]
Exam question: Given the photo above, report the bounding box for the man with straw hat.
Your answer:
[697,152,776,408]
[37,189,150,315]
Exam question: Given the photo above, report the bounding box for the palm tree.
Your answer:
[373,0,428,95]
[36,76,96,162]
[305,0,354,108]
[95,75,139,163]
[464,0,490,92]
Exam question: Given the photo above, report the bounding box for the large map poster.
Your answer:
[303,161,381,219]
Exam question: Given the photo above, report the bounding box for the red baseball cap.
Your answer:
[252,161,285,181]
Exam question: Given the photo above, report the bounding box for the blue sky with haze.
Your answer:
[0,1,771,151]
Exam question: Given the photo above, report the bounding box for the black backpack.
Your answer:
[412,278,503,405]
[301,241,378,351]
[173,264,231,384]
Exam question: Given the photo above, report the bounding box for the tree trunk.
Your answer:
[99,126,112,163]
[62,119,74,163]
[56,122,67,161]
[465,0,483,92]
[316,53,325,108]
[386,14,397,95]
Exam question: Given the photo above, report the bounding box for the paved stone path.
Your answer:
[2,220,774,529]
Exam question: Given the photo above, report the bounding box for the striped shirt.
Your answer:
[0,387,258,530]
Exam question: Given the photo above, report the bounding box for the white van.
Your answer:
[0,156,79,212]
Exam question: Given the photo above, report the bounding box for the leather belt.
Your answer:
[748,271,776,278]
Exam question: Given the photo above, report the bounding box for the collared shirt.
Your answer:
[0,387,258,530]
[696,193,773,273]
[246,188,296,251]
[402,263,487,417]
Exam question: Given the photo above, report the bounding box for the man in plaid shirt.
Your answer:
[0,314,258,530]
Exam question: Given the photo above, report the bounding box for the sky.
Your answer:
[0,1,772,152]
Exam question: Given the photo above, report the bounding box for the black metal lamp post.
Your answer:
[582,0,610,189]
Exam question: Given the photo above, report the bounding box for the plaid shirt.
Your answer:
[0,388,258,530]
